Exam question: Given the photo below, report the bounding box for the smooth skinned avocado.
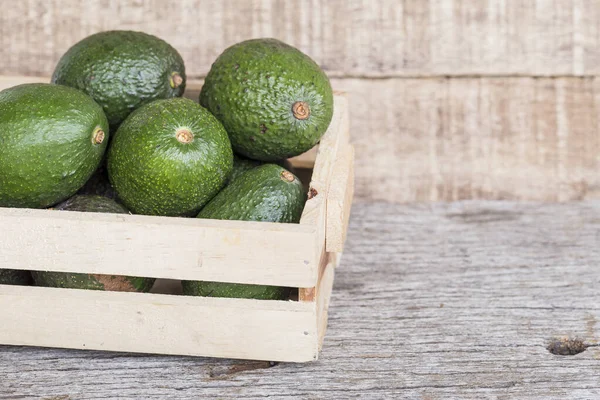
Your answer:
[182,164,306,300]
[0,84,109,208]
[200,38,334,161]
[52,30,186,129]
[32,195,155,292]
[108,98,233,216]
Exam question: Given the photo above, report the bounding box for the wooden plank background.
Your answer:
[2,0,600,202]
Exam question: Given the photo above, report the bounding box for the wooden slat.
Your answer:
[316,253,336,350]
[2,0,600,78]
[326,144,354,253]
[0,208,318,287]
[300,95,348,270]
[0,285,318,362]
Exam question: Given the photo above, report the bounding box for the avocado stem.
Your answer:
[280,170,295,182]
[176,128,194,144]
[170,72,184,88]
[92,127,105,145]
[292,101,310,120]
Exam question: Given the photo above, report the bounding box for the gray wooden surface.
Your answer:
[2,201,600,399]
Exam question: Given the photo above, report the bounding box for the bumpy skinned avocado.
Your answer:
[200,38,334,161]
[52,30,186,129]
[182,164,306,300]
[108,98,233,216]
[0,84,109,208]
[33,195,155,292]
[197,164,306,222]
[0,270,32,286]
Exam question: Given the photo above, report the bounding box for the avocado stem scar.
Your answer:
[92,127,105,145]
[280,170,295,182]
[176,128,194,144]
[292,101,311,120]
[170,72,184,88]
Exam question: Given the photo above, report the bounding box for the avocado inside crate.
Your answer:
[0,79,353,362]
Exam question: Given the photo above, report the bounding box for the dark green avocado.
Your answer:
[0,83,109,208]
[197,164,306,222]
[0,270,32,286]
[200,38,334,161]
[183,164,306,300]
[181,280,290,300]
[33,195,155,292]
[108,98,233,216]
[52,30,186,129]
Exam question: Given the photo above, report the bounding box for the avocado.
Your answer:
[108,98,233,216]
[0,270,32,286]
[31,271,154,292]
[0,84,109,208]
[77,165,117,199]
[182,280,290,300]
[33,195,155,292]
[229,154,295,184]
[200,38,334,161]
[197,164,306,222]
[52,30,186,130]
[182,164,306,300]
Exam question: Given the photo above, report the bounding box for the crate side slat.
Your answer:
[0,209,318,287]
[299,95,348,301]
[317,254,336,352]
[300,95,349,264]
[326,144,355,253]
[0,285,318,362]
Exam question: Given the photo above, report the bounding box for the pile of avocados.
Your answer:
[0,31,333,300]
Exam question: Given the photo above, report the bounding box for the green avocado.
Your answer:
[182,280,290,300]
[33,195,155,292]
[200,38,334,161]
[0,270,32,286]
[52,30,186,130]
[0,83,109,208]
[107,98,233,216]
[197,164,306,222]
[182,164,306,300]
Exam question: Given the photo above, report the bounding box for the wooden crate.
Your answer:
[0,77,354,362]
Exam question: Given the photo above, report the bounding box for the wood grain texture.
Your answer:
[326,144,354,252]
[2,201,600,399]
[0,285,319,363]
[2,0,600,78]
[0,207,318,287]
[335,77,600,203]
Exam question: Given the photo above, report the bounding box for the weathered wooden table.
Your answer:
[2,201,599,399]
